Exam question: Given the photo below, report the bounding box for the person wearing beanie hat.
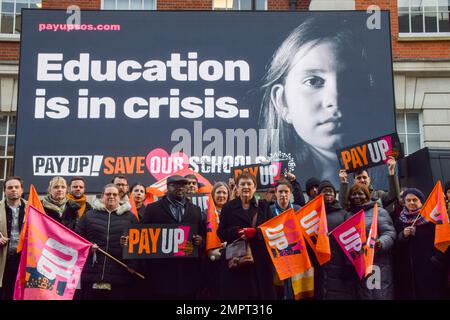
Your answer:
[315,180,355,300]
[305,177,320,202]
[394,186,449,300]
[317,180,336,195]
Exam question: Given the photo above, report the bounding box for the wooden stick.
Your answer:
[410,212,421,228]
[97,248,145,280]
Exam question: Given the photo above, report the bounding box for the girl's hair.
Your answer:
[211,182,231,206]
[130,182,146,193]
[47,176,67,194]
[259,15,371,160]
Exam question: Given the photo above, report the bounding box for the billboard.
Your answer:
[15,10,396,192]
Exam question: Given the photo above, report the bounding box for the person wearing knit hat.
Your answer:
[305,177,320,202]
[315,180,355,300]
[394,186,449,299]
[317,180,336,195]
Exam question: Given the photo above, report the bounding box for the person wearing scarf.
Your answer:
[346,183,396,300]
[67,177,93,218]
[42,176,80,231]
[394,188,448,299]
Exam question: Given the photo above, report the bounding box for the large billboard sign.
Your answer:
[15,10,395,192]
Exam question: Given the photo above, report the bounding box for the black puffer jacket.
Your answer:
[315,200,356,300]
[75,199,138,285]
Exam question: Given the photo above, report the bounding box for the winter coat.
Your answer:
[394,217,449,299]
[217,197,276,300]
[42,197,81,231]
[0,198,26,287]
[75,199,138,285]
[315,200,356,300]
[346,202,396,300]
[141,196,205,299]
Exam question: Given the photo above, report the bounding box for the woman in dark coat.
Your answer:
[42,176,80,231]
[315,180,356,300]
[394,188,449,300]
[217,172,276,300]
[346,183,396,300]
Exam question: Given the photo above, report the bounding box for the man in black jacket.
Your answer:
[142,175,204,300]
[0,176,27,300]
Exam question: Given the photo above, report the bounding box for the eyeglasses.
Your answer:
[104,193,119,197]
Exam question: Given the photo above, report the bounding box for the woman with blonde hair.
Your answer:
[43,176,80,230]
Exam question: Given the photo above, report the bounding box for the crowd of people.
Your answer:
[0,158,450,300]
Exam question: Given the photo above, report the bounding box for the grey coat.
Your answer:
[346,202,396,300]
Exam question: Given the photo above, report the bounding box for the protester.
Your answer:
[305,177,320,202]
[112,175,129,205]
[394,188,449,299]
[67,177,92,217]
[141,175,204,300]
[346,183,396,300]
[75,184,138,300]
[202,182,231,299]
[339,156,400,211]
[130,182,147,220]
[264,173,306,206]
[315,180,355,300]
[270,179,301,299]
[0,177,26,300]
[42,176,80,231]
[185,174,199,194]
[217,171,276,300]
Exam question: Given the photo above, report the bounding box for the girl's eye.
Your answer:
[303,76,325,88]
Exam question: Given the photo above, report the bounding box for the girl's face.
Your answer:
[51,182,67,201]
[132,185,146,204]
[213,186,229,208]
[349,189,369,206]
[273,41,345,150]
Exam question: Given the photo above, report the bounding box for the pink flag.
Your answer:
[14,206,92,300]
[330,210,367,280]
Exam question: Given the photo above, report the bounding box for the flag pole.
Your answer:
[97,248,145,280]
[410,212,421,228]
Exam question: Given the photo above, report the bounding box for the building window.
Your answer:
[213,0,267,10]
[102,0,156,10]
[0,0,41,35]
[396,113,422,155]
[398,0,450,34]
[0,114,15,184]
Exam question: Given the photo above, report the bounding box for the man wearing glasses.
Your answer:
[111,175,129,205]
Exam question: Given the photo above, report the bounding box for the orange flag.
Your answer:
[129,193,140,221]
[146,167,213,200]
[17,184,45,253]
[420,181,450,252]
[205,195,222,251]
[364,203,378,276]
[296,194,331,265]
[259,208,311,280]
